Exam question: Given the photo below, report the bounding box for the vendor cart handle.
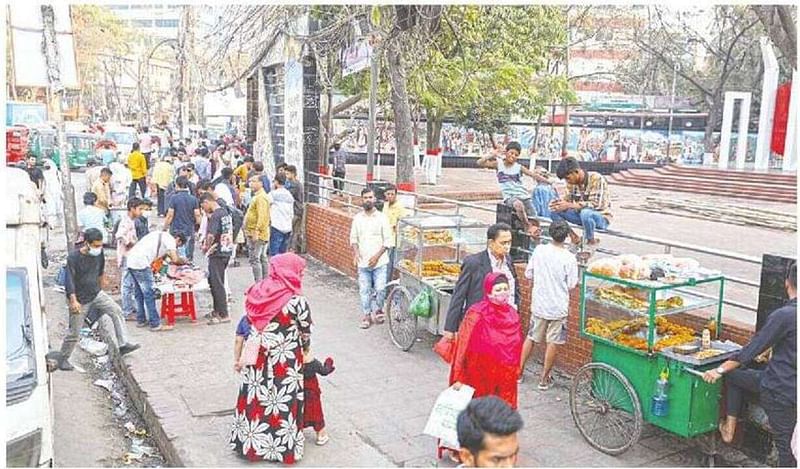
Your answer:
[682,367,706,378]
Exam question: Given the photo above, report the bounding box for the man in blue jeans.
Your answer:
[350,188,394,329]
[125,230,187,331]
[550,157,612,247]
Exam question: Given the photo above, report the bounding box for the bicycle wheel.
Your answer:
[385,285,417,351]
[570,362,642,455]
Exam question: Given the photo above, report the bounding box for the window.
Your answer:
[7,269,35,392]
[155,19,179,28]
[107,5,129,10]
[131,19,153,27]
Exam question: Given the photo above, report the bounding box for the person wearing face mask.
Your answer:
[349,188,394,329]
[58,228,140,370]
[443,223,521,339]
[441,273,522,463]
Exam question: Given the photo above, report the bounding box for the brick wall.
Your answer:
[306,203,755,377]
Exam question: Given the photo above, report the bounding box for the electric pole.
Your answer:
[366,36,379,183]
[41,4,78,248]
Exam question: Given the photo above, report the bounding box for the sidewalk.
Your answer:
[108,257,747,467]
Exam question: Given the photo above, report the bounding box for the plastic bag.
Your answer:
[410,289,432,318]
[433,337,454,364]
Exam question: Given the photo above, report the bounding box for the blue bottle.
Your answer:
[651,369,670,417]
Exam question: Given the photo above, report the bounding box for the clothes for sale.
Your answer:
[166,265,206,285]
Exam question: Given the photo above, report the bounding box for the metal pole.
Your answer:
[667,62,677,162]
[366,44,378,183]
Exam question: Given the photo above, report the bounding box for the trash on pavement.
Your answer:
[124,422,136,433]
[93,379,114,392]
[79,337,108,356]
[94,355,109,365]
[113,405,128,418]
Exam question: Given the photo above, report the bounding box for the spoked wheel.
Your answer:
[570,362,642,455]
[385,285,417,351]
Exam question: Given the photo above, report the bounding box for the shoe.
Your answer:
[125,315,138,322]
[517,374,525,384]
[149,324,172,332]
[119,343,141,356]
[136,321,149,328]
[58,359,75,371]
[359,317,372,329]
[203,312,215,320]
[316,434,330,446]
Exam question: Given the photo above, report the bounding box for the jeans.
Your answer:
[247,238,269,282]
[725,368,797,467]
[358,264,388,316]
[157,187,166,216]
[208,256,229,317]
[129,178,147,199]
[549,208,609,242]
[59,291,130,361]
[532,185,557,219]
[120,258,136,317]
[129,267,160,328]
[269,227,291,257]
[290,214,303,252]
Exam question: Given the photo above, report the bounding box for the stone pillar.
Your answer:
[755,38,779,171]
[718,92,751,170]
[784,71,798,172]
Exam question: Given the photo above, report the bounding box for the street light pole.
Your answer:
[666,62,677,163]
[366,38,378,183]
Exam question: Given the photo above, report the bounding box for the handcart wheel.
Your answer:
[569,362,643,455]
[385,285,417,351]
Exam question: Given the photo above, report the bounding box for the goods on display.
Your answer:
[402,226,454,245]
[585,316,695,352]
[587,254,713,282]
[399,259,461,277]
[593,285,684,312]
[694,348,725,360]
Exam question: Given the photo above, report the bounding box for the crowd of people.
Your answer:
[31,124,795,467]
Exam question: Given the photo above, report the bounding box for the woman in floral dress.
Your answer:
[230,253,311,464]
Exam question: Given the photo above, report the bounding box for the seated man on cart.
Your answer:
[703,261,796,467]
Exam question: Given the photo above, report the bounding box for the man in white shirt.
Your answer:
[267,173,295,256]
[139,125,153,166]
[349,188,394,329]
[518,221,578,390]
[126,230,187,331]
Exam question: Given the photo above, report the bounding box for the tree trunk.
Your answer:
[386,37,414,189]
[425,109,443,150]
[533,113,543,151]
[703,93,722,153]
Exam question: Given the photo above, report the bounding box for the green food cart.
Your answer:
[570,270,738,456]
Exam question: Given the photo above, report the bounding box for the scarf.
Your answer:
[467,272,522,367]
[244,253,307,331]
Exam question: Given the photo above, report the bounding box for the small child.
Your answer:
[303,344,335,445]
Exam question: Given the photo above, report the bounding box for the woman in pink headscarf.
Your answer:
[450,272,522,408]
[229,253,312,464]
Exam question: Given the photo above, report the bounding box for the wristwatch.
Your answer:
[715,366,726,375]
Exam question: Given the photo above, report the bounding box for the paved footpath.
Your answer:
[114,256,757,467]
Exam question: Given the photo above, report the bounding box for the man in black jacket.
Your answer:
[443,223,521,338]
[703,261,797,467]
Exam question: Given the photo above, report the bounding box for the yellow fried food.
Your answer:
[694,349,725,360]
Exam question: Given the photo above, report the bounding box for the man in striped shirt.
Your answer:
[550,157,612,246]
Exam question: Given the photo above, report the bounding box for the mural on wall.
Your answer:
[331,118,771,167]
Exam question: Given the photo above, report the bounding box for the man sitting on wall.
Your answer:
[550,157,612,248]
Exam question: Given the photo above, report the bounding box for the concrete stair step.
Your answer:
[609,179,796,203]
[614,171,797,192]
[660,165,797,184]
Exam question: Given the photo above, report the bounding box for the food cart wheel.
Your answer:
[569,362,643,456]
[385,285,417,351]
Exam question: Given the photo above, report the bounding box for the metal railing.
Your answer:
[304,170,763,315]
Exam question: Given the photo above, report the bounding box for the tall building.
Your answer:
[106,4,182,39]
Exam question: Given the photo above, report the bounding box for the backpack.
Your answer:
[221,200,243,239]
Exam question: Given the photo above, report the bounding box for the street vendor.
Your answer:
[703,262,796,467]
[477,142,545,237]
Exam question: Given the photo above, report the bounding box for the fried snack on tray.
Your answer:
[402,227,453,245]
[585,316,696,352]
[399,259,461,277]
[694,349,725,360]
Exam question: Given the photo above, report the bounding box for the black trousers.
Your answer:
[129,178,147,199]
[208,256,229,317]
[333,170,345,192]
[726,368,797,467]
[157,187,166,216]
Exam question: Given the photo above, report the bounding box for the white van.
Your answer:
[103,125,138,160]
[6,168,55,467]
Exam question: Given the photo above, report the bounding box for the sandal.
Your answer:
[537,376,554,391]
[359,317,372,329]
[316,434,330,446]
[373,312,386,325]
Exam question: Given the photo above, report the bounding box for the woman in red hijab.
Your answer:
[230,253,312,464]
[450,272,522,408]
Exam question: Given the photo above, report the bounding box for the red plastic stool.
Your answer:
[160,291,197,326]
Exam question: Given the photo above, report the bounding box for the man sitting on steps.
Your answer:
[550,157,612,249]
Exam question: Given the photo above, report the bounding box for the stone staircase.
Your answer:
[609,165,797,204]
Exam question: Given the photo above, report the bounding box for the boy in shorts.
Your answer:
[518,221,578,389]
